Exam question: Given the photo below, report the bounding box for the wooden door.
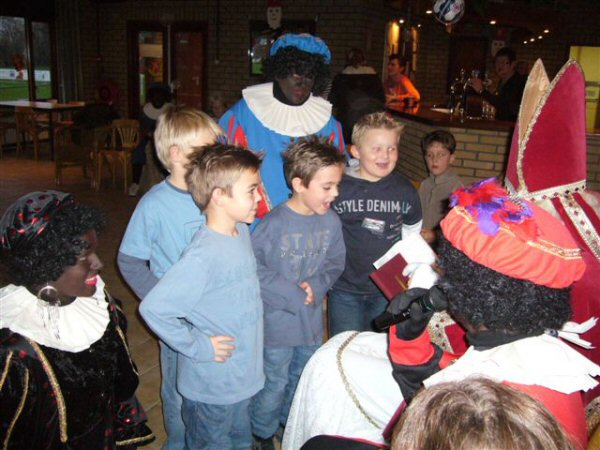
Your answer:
[172,24,206,110]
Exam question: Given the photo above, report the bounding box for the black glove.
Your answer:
[387,287,447,341]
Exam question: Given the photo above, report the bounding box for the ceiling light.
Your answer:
[399,19,405,24]
[538,35,543,39]
[544,29,549,33]
[530,38,535,42]
[489,20,496,25]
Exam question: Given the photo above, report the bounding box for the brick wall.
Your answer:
[71,0,599,189]
[75,0,395,115]
[396,119,512,185]
[397,118,600,192]
[412,0,600,102]
[75,1,600,112]
[588,135,600,191]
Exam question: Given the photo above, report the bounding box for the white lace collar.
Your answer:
[0,277,110,353]
[424,334,600,394]
[242,82,333,137]
[143,102,173,120]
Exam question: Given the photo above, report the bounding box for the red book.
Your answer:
[370,253,410,300]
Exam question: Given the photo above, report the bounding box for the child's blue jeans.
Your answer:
[327,288,389,336]
[251,344,319,439]
[181,397,251,450]
[159,341,186,450]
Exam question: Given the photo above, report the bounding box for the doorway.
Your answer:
[127,21,206,119]
[570,45,600,131]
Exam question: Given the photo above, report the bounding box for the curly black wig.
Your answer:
[263,46,330,96]
[1,203,105,287]
[436,236,572,335]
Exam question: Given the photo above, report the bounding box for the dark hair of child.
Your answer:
[283,135,345,188]
[421,130,456,155]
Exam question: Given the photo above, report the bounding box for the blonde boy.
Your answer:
[118,106,222,449]
[250,136,346,448]
[330,112,422,336]
[140,144,264,449]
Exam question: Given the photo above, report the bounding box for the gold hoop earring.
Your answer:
[37,284,60,304]
[37,284,61,340]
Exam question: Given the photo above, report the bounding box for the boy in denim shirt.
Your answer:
[330,112,422,336]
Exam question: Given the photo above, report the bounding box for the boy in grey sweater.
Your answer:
[251,136,346,449]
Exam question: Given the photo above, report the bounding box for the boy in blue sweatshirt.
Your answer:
[118,107,222,449]
[139,144,264,450]
[250,136,346,449]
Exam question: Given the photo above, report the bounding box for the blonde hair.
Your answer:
[351,111,404,147]
[154,106,223,172]
[283,135,345,189]
[392,377,575,450]
[185,144,262,210]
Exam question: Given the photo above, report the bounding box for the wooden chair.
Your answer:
[0,125,5,159]
[85,126,112,190]
[95,119,140,193]
[54,126,94,185]
[15,106,48,159]
[0,111,16,158]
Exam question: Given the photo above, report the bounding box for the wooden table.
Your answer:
[0,100,85,159]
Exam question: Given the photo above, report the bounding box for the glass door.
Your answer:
[127,21,205,119]
[138,30,166,106]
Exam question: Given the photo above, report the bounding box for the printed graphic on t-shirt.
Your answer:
[333,198,413,215]
[279,229,332,280]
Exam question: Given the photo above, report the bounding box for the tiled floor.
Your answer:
[0,154,166,448]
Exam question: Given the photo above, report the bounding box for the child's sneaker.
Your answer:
[252,434,276,450]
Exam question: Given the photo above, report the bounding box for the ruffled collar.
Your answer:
[0,277,110,353]
[424,334,600,394]
[242,82,333,137]
[143,102,173,120]
[341,65,376,75]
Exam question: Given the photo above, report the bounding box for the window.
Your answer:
[0,16,54,100]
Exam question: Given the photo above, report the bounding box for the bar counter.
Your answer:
[389,104,600,191]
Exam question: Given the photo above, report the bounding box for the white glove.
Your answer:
[405,263,438,289]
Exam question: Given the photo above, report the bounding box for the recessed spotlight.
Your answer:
[399,19,405,24]
[417,24,422,28]
[523,40,528,44]
[530,38,535,42]
[489,20,496,25]
[426,9,432,14]
[538,35,543,39]
[544,29,549,33]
